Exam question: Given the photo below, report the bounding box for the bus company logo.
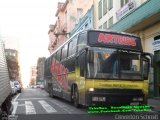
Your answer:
[98,33,137,47]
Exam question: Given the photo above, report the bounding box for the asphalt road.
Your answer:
[9,88,160,120]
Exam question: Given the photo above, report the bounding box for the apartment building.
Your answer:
[30,65,37,86]
[5,49,19,80]
[36,57,46,85]
[48,0,93,54]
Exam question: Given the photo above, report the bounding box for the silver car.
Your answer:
[10,81,17,96]
[13,81,22,93]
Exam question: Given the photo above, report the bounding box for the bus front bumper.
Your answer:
[85,89,145,106]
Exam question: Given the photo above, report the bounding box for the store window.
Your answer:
[154,35,160,97]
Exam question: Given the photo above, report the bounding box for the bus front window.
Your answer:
[87,48,143,80]
[119,52,142,80]
[87,48,117,79]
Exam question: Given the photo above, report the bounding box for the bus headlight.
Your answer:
[89,88,94,92]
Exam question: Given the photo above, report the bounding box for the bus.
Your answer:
[44,29,153,107]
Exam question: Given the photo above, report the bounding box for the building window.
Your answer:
[121,0,129,7]
[85,23,88,29]
[65,11,67,24]
[103,0,107,15]
[98,0,102,20]
[77,8,83,20]
[108,0,113,10]
[103,21,107,29]
[99,25,102,29]
[108,17,113,28]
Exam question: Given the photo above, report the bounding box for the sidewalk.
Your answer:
[148,98,160,112]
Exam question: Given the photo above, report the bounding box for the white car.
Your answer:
[13,81,22,93]
[10,81,17,96]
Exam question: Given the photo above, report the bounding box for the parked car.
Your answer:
[10,81,17,96]
[13,81,21,93]
[40,84,44,89]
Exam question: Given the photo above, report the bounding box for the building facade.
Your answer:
[30,65,37,86]
[70,5,94,36]
[36,57,46,85]
[94,0,160,97]
[48,0,93,54]
[5,49,20,81]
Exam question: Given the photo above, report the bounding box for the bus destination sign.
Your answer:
[98,33,136,47]
[88,31,142,52]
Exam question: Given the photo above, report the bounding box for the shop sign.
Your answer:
[152,39,160,51]
[116,0,136,20]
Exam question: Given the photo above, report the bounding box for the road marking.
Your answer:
[17,104,25,106]
[49,100,72,114]
[12,101,18,115]
[17,98,47,101]
[13,94,20,102]
[8,115,18,120]
[38,100,57,113]
[25,101,36,114]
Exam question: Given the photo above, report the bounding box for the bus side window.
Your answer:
[71,36,78,55]
[61,43,68,60]
[68,40,73,57]
[77,33,87,52]
[52,54,56,65]
[68,35,78,57]
[57,49,62,62]
[79,52,86,77]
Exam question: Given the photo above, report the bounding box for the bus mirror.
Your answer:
[88,50,94,63]
[142,52,153,67]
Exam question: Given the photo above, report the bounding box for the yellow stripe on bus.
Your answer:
[86,79,147,90]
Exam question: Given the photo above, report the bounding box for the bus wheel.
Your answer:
[73,87,80,108]
[49,86,53,97]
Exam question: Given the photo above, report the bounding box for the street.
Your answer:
[10,88,114,120]
[9,88,159,120]
[12,88,86,115]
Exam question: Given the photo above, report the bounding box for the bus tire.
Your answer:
[49,86,53,97]
[49,86,56,98]
[73,87,80,108]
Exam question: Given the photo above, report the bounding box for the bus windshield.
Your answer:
[87,47,142,80]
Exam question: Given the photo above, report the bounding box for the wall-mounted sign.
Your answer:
[152,39,160,51]
[116,0,136,20]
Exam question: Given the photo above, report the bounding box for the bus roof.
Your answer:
[47,29,143,59]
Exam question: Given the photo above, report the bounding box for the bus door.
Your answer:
[76,50,86,105]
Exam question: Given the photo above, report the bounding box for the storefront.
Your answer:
[153,35,160,97]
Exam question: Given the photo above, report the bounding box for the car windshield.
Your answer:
[87,47,142,80]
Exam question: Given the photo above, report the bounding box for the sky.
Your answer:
[0,0,65,87]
